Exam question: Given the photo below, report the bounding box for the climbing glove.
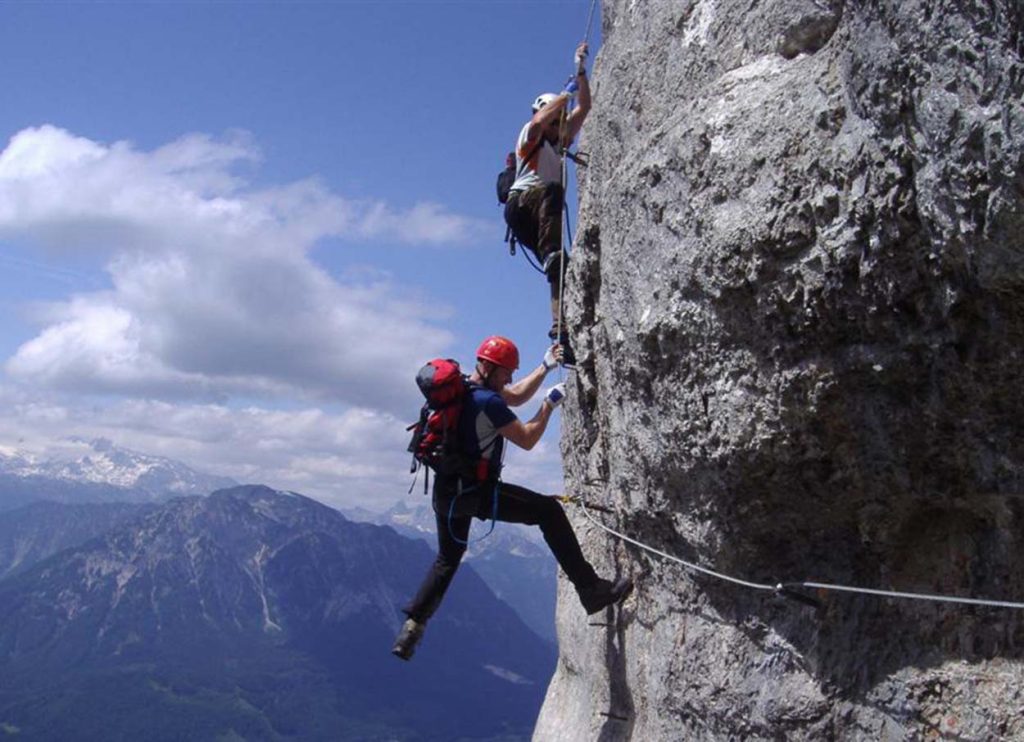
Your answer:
[574,42,588,75]
[545,383,566,409]
[542,345,561,371]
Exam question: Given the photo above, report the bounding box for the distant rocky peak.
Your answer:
[209,484,346,531]
[0,438,237,499]
[87,437,115,453]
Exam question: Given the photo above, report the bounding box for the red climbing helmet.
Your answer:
[476,335,520,371]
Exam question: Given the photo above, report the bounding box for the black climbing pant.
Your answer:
[403,476,599,623]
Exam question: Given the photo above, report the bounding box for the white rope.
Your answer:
[553,0,598,365]
[555,128,569,356]
[577,498,1024,610]
[578,499,777,592]
[798,581,1024,610]
[582,0,599,46]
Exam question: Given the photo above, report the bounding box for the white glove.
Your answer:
[545,383,566,409]
[542,345,562,371]
[574,42,589,74]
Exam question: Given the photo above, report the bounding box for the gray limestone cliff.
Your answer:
[536,1,1024,739]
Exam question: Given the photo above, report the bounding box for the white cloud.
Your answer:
[0,386,413,509]
[358,200,486,244]
[0,382,566,511]
[0,125,493,410]
[0,125,563,511]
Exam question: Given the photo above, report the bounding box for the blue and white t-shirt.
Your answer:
[459,384,516,478]
[509,121,562,193]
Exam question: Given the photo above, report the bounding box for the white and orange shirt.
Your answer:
[509,121,562,193]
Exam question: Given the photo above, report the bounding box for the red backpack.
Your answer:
[407,359,484,482]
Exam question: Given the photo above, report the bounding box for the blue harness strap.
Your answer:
[447,478,499,546]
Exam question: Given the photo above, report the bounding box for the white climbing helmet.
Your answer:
[532,92,559,113]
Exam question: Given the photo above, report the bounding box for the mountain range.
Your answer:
[0,438,237,511]
[0,500,157,580]
[0,439,559,646]
[0,485,556,741]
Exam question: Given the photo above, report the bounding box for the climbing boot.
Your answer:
[391,618,426,661]
[579,576,634,615]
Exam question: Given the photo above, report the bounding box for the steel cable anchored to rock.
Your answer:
[574,494,1024,611]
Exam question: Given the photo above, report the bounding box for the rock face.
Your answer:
[537,1,1024,739]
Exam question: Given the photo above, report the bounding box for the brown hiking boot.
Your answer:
[579,576,634,615]
[391,618,425,661]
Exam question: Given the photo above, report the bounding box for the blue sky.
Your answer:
[0,1,601,509]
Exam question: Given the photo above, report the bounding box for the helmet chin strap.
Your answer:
[476,361,507,391]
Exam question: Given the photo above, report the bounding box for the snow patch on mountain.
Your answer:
[0,438,236,499]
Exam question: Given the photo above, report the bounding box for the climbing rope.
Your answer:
[582,0,599,47]
[555,104,570,354]
[552,0,599,362]
[510,2,597,368]
[564,199,574,260]
[575,495,1024,611]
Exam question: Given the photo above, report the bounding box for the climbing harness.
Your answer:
[573,489,1024,611]
[447,477,499,546]
[518,238,548,276]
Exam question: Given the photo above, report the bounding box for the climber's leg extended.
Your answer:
[395,497,471,659]
[403,505,470,622]
[480,482,628,613]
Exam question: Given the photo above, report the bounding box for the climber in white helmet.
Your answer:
[504,41,591,367]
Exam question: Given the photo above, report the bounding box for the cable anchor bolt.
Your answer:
[774,583,824,610]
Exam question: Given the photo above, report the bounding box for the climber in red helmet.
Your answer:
[503,41,591,367]
[392,335,633,660]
